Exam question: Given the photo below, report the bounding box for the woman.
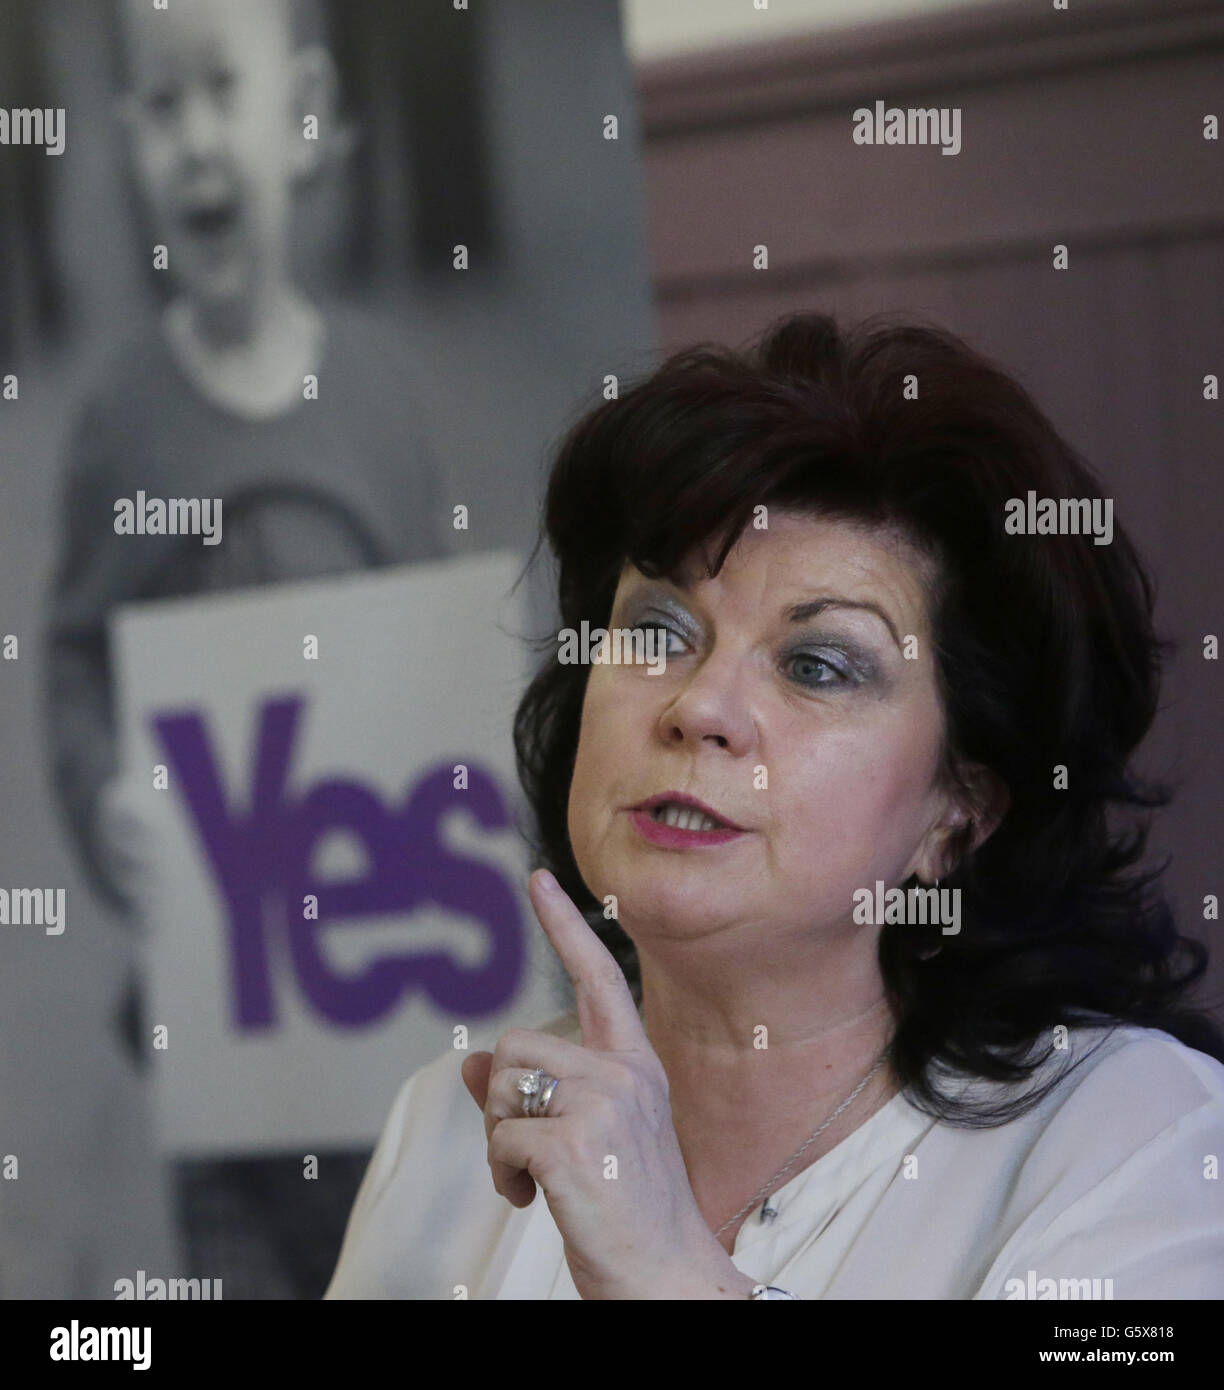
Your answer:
[326,312,1224,1299]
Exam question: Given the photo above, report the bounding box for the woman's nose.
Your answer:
[658,656,755,755]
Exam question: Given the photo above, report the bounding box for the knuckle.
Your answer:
[553,1132,583,1171]
[605,1064,636,1100]
[590,1089,619,1125]
[494,1028,533,1063]
[576,963,621,996]
[598,962,626,992]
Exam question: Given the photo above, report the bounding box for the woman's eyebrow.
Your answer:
[627,577,903,653]
[784,597,902,651]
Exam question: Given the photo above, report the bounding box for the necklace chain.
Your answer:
[714,1055,888,1237]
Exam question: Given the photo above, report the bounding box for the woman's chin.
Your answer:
[609,888,731,944]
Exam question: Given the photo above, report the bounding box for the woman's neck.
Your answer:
[639,963,898,1242]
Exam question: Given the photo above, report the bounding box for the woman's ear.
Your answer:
[916,763,1010,882]
[961,764,1010,854]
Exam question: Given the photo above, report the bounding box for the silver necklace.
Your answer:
[714,1055,888,1237]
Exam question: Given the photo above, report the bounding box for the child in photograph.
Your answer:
[43,0,449,1297]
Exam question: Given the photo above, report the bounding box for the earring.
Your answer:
[916,878,943,960]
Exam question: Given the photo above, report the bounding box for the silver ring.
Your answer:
[516,1067,543,1115]
[535,1076,560,1116]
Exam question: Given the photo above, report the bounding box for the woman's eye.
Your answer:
[644,622,686,656]
[633,619,853,683]
[787,652,850,686]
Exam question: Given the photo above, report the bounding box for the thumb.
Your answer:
[461,1051,493,1111]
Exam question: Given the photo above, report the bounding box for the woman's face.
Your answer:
[566,510,968,956]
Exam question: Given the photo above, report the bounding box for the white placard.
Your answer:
[111,552,560,1156]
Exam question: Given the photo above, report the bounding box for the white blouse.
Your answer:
[324,1015,1224,1299]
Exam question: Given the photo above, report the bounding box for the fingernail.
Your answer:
[536,868,558,893]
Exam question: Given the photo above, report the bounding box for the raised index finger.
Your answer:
[528,868,644,1054]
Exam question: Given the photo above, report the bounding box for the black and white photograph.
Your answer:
[0,0,1220,1368]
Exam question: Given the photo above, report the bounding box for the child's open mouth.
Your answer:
[183,201,239,237]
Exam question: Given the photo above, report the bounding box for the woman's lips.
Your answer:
[633,791,744,830]
[627,808,747,848]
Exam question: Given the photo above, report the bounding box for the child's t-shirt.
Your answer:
[44,296,452,909]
